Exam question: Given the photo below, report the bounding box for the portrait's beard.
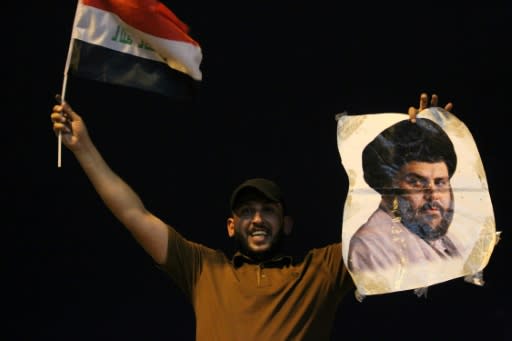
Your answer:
[397,195,454,241]
[233,226,287,261]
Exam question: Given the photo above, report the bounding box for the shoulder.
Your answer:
[350,209,394,244]
[310,242,342,257]
[302,243,343,271]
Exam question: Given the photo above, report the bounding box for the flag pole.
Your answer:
[58,0,81,168]
[57,73,69,168]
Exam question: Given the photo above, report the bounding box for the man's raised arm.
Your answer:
[51,100,169,264]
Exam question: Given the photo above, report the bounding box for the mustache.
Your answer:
[419,201,443,212]
[248,222,271,232]
[417,201,453,216]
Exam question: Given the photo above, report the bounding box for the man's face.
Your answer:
[394,161,454,240]
[229,194,286,259]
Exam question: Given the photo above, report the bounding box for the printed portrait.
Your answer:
[336,108,496,295]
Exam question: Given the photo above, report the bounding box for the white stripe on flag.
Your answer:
[73,1,202,80]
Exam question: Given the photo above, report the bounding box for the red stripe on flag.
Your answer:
[82,0,199,45]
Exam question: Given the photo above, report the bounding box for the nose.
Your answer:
[423,181,440,200]
[251,210,263,223]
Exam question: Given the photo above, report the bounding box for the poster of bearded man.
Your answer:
[336,107,499,298]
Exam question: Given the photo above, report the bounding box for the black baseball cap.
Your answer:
[230,178,285,211]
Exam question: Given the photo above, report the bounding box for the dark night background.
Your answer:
[14,1,509,340]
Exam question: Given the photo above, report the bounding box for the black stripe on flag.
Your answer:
[69,40,200,100]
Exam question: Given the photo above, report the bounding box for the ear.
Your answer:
[381,194,395,211]
[283,215,294,236]
[227,217,236,237]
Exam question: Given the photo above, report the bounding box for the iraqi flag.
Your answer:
[64,0,202,99]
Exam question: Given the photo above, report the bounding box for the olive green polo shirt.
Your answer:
[161,226,354,341]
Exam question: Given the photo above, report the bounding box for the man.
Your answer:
[347,115,462,274]
[50,93,447,340]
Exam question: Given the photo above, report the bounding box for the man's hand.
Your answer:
[408,93,453,123]
[51,94,89,151]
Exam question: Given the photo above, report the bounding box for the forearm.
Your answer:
[73,140,141,219]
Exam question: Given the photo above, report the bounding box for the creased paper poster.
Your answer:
[336,108,496,296]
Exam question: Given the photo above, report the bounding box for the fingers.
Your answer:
[416,92,453,114]
[430,94,438,107]
[51,111,72,134]
[51,94,76,134]
[408,106,418,123]
[419,93,428,111]
[54,93,81,117]
[430,93,454,112]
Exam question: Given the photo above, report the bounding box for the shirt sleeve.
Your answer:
[324,243,355,301]
[156,225,209,300]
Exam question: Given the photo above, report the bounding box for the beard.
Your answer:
[233,227,287,261]
[397,196,454,241]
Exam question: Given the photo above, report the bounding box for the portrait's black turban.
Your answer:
[362,118,457,194]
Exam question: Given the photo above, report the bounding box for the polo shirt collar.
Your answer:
[232,251,293,268]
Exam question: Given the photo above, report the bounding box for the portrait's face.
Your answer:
[394,161,454,240]
[228,198,286,258]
